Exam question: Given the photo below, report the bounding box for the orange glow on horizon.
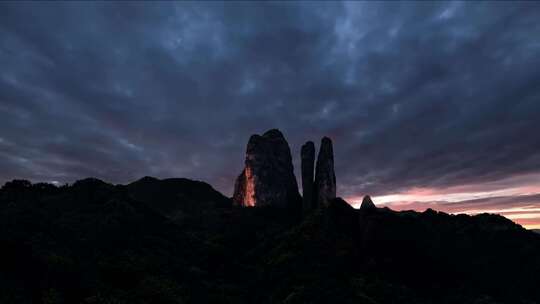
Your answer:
[345,173,540,229]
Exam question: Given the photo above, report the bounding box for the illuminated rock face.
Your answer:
[301,141,315,213]
[233,129,301,207]
[242,166,256,207]
[314,137,336,207]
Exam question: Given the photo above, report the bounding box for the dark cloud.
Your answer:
[1,1,540,201]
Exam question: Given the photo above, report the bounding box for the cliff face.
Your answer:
[314,137,336,208]
[233,129,301,207]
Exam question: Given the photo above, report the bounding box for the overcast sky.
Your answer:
[1,2,540,227]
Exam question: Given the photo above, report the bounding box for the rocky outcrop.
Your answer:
[314,137,336,207]
[360,195,376,211]
[233,129,301,207]
[301,141,315,213]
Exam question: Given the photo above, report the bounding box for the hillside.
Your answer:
[1,178,539,304]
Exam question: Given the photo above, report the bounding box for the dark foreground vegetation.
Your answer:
[1,177,539,304]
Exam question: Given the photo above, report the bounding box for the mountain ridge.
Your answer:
[1,176,539,303]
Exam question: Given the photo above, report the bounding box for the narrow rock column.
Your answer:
[301,141,315,213]
[314,137,336,208]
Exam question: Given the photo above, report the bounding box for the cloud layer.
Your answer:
[1,2,540,225]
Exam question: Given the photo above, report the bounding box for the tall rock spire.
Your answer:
[314,137,336,208]
[233,129,301,207]
[301,141,315,213]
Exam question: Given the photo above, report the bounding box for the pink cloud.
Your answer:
[345,173,540,229]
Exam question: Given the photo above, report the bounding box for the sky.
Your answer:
[1,1,540,228]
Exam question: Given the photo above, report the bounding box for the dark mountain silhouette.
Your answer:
[1,130,540,303]
[127,176,231,219]
[359,195,377,211]
[1,177,540,303]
